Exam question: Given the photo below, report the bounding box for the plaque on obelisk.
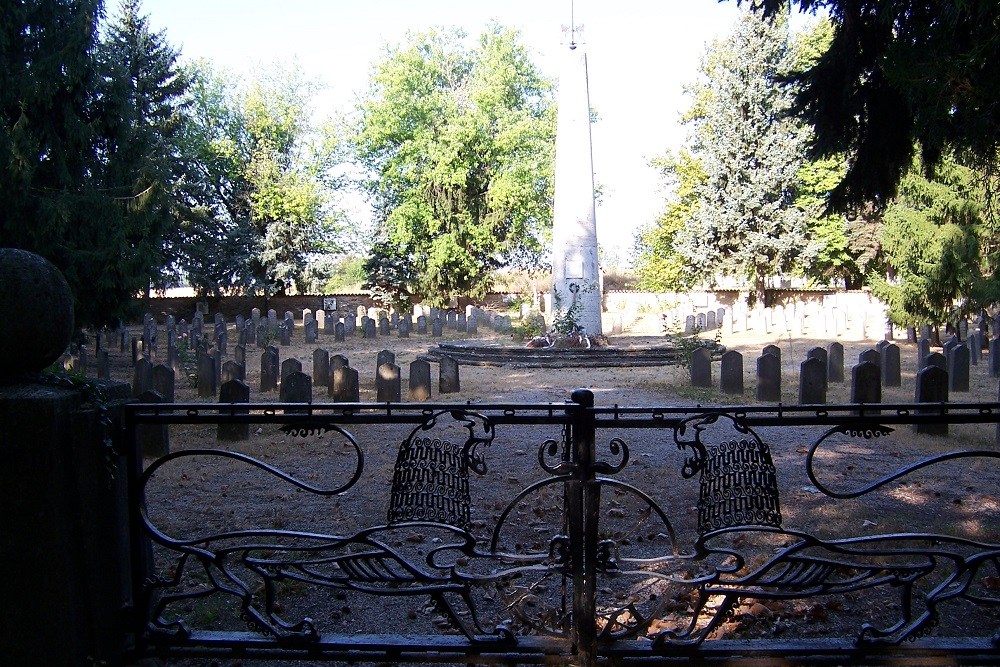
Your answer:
[551,36,602,335]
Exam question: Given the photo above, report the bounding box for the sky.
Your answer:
[140,0,819,265]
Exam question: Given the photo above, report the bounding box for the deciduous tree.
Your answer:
[354,25,555,307]
[174,63,343,297]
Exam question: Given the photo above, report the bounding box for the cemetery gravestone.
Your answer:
[376,363,402,402]
[281,358,303,382]
[409,359,432,401]
[806,347,829,389]
[943,335,960,359]
[948,344,970,392]
[439,355,460,394]
[762,344,781,362]
[399,318,411,338]
[97,350,110,380]
[280,371,312,414]
[218,380,251,441]
[850,361,881,413]
[918,339,932,370]
[335,321,345,342]
[432,318,443,338]
[327,355,348,397]
[827,342,845,383]
[915,366,949,435]
[331,364,358,402]
[417,316,427,335]
[132,358,153,397]
[377,349,396,369]
[798,357,826,404]
[222,360,245,384]
[991,338,1000,378]
[859,348,881,367]
[197,355,217,398]
[881,343,901,387]
[152,365,175,405]
[690,347,712,388]
[925,351,947,372]
[344,314,356,337]
[756,354,781,402]
[261,347,279,392]
[968,332,980,365]
[720,350,743,395]
[313,349,330,386]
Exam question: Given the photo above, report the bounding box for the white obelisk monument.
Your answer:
[551,29,602,335]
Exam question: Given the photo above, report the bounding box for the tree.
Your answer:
[871,151,1000,328]
[354,25,556,307]
[737,0,1000,211]
[174,62,343,297]
[0,0,127,328]
[94,0,188,298]
[633,150,703,292]
[672,10,809,305]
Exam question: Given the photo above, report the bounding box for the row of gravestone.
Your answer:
[674,309,727,334]
[131,347,461,404]
[127,306,518,360]
[690,340,976,432]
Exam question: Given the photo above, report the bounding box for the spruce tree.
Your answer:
[672,10,809,305]
[95,0,189,298]
[872,152,1000,328]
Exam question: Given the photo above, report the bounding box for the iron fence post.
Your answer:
[568,388,598,666]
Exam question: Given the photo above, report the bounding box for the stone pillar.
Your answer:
[0,248,131,665]
[550,45,602,335]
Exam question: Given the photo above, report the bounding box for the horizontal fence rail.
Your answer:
[121,393,1000,665]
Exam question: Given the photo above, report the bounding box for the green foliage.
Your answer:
[633,150,703,292]
[870,151,998,326]
[741,0,1000,211]
[672,10,809,303]
[661,317,724,369]
[353,25,556,307]
[550,285,594,335]
[0,0,175,328]
[173,62,344,297]
[510,314,545,342]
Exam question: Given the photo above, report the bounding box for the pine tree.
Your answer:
[672,10,809,305]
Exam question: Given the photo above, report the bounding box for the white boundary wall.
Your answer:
[600,290,893,339]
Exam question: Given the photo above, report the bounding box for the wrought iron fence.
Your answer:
[121,391,1000,665]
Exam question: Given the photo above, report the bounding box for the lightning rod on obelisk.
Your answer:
[551,1,602,335]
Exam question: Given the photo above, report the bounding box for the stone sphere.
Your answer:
[0,248,74,378]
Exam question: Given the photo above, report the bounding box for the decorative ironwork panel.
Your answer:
[386,410,493,529]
